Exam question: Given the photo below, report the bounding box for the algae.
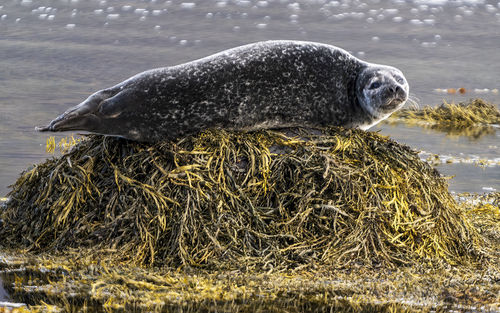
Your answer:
[0,126,498,312]
[0,128,487,269]
[0,243,498,312]
[461,192,500,254]
[386,98,500,139]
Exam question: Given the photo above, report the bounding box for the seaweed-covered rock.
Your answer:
[387,98,500,139]
[0,128,486,269]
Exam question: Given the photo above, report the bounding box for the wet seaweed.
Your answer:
[461,192,500,256]
[45,135,83,154]
[387,98,500,139]
[0,127,487,270]
[1,247,498,313]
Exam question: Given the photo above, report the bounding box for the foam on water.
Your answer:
[180,3,196,9]
[106,13,119,20]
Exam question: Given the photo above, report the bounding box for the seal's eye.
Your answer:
[369,82,380,89]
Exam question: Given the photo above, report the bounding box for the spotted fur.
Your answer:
[37,40,409,142]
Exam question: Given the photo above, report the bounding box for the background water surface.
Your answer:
[0,0,499,195]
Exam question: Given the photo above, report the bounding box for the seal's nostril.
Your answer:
[395,86,402,93]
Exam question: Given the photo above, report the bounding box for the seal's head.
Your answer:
[355,65,409,128]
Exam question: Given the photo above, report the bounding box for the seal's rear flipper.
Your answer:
[36,113,100,133]
[35,88,119,133]
[35,125,51,132]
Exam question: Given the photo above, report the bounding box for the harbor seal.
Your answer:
[36,40,409,142]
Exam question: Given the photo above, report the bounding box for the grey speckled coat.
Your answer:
[38,40,407,142]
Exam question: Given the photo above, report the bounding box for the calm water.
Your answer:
[0,277,7,301]
[0,0,499,196]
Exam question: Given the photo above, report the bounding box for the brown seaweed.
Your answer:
[386,98,500,139]
[0,127,488,269]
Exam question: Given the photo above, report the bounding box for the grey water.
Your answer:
[0,0,499,196]
[0,276,9,302]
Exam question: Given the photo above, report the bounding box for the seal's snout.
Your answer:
[388,85,406,99]
[379,83,408,112]
[386,84,408,108]
[389,85,400,94]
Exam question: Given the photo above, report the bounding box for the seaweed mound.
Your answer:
[0,128,485,269]
[387,98,500,138]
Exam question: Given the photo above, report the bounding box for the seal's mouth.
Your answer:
[382,96,406,112]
